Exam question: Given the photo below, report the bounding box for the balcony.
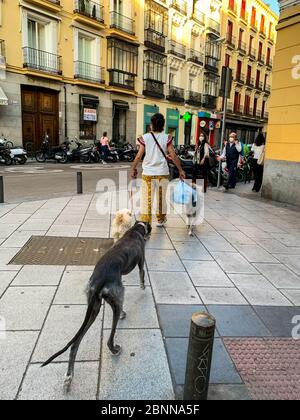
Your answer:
[264,83,271,94]
[233,104,243,115]
[108,70,135,90]
[259,28,266,38]
[185,91,202,107]
[255,80,263,91]
[170,0,187,15]
[26,0,61,13]
[240,11,249,24]
[193,8,205,25]
[237,41,247,55]
[23,47,61,75]
[144,28,166,53]
[187,49,204,66]
[226,34,236,50]
[73,0,104,25]
[205,56,219,73]
[206,18,220,35]
[248,47,256,60]
[143,80,165,99]
[166,85,185,103]
[74,61,105,84]
[202,94,217,109]
[250,19,258,32]
[266,58,273,69]
[257,54,265,65]
[228,1,238,16]
[246,76,254,88]
[235,73,245,85]
[110,11,135,35]
[168,40,186,59]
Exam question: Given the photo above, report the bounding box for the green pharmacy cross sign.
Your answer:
[183,112,192,122]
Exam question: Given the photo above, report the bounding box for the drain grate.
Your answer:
[9,236,114,266]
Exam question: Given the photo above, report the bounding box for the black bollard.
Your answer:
[184,312,216,401]
[77,172,83,194]
[0,176,4,203]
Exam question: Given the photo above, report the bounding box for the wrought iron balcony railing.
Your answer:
[226,34,236,49]
[237,41,247,55]
[166,85,185,103]
[74,0,104,23]
[185,91,202,106]
[202,94,217,109]
[110,11,135,35]
[256,80,263,90]
[108,70,135,90]
[170,0,187,15]
[246,76,254,87]
[235,73,245,84]
[74,61,105,84]
[143,80,165,99]
[266,58,273,69]
[206,18,220,35]
[248,47,256,60]
[187,49,204,66]
[258,54,265,65]
[144,28,166,52]
[168,40,186,59]
[23,46,61,74]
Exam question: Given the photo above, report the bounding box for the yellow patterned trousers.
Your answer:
[140,175,169,224]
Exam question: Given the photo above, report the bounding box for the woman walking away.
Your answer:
[251,133,266,192]
[100,132,110,161]
[193,132,210,193]
[131,113,185,226]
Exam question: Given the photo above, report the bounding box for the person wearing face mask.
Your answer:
[218,132,242,191]
[193,132,210,193]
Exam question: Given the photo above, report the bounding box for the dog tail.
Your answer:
[41,294,100,367]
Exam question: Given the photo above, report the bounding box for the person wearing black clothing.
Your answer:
[193,132,210,193]
[251,133,266,192]
[218,132,242,190]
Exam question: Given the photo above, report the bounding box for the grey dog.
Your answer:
[41,221,152,392]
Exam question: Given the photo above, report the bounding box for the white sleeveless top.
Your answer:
[138,132,173,176]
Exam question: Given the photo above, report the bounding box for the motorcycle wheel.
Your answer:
[18,156,27,165]
[36,152,46,163]
[59,152,68,164]
[126,155,135,162]
[112,155,119,163]
[4,155,13,166]
[80,154,91,164]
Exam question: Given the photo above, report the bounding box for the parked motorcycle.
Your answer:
[115,143,137,162]
[0,143,12,165]
[65,139,95,163]
[36,135,68,163]
[0,137,27,165]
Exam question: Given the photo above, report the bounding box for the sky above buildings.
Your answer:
[264,0,280,14]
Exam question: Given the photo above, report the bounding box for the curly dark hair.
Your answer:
[151,113,165,133]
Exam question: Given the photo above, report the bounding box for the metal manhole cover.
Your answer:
[9,236,114,266]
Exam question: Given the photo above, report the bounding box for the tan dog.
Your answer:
[111,209,134,242]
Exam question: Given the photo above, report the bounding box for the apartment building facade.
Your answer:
[0,0,141,149]
[262,0,300,206]
[219,0,278,143]
[0,0,278,150]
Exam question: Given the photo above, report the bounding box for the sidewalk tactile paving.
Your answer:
[224,338,300,400]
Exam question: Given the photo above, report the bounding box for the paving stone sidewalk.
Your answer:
[0,189,300,400]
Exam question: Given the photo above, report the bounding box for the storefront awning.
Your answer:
[113,100,129,110]
[0,87,8,106]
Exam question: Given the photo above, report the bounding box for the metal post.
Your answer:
[184,312,216,401]
[77,172,83,194]
[0,176,4,204]
[217,97,228,188]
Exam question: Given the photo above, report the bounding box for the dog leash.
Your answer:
[129,178,137,222]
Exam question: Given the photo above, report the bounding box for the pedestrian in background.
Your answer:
[193,132,210,193]
[251,133,266,192]
[100,132,110,161]
[218,132,242,191]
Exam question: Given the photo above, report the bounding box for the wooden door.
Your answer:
[22,87,59,151]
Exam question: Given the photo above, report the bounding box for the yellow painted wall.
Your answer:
[266,3,300,162]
